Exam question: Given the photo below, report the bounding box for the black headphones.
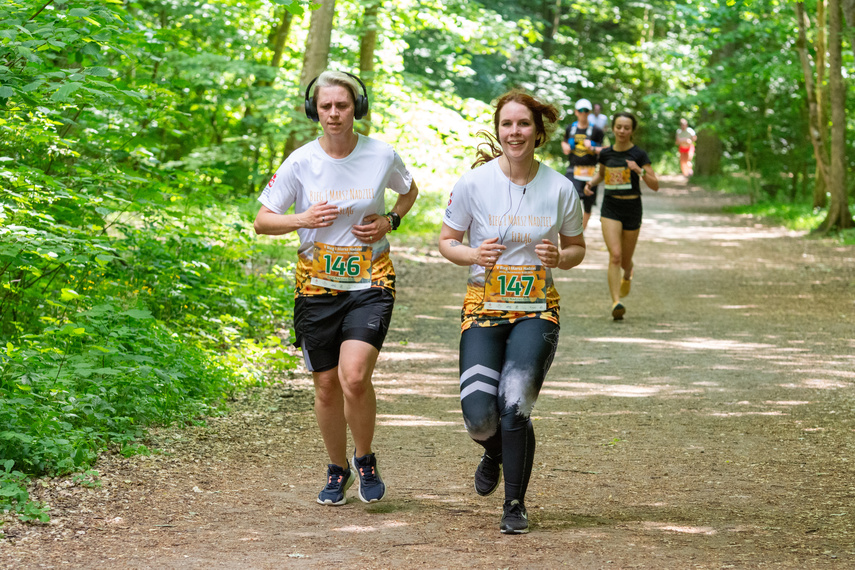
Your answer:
[304,72,369,123]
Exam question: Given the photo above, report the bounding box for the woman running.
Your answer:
[439,90,586,534]
[255,70,418,506]
[584,112,659,320]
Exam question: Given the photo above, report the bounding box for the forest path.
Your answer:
[4,177,855,569]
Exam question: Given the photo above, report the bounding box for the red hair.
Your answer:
[473,90,560,167]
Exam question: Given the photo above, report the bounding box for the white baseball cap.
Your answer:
[575,99,592,112]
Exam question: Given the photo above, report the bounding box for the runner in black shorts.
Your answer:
[585,112,659,320]
[255,70,419,506]
[439,90,586,534]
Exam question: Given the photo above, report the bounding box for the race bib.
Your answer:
[484,265,547,311]
[573,165,596,181]
[311,243,372,291]
[604,166,632,189]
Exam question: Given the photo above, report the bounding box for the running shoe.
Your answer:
[611,302,626,320]
[474,452,502,496]
[620,275,632,298]
[500,499,529,534]
[353,452,386,503]
[317,463,355,506]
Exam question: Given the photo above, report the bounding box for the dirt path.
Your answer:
[3,177,855,569]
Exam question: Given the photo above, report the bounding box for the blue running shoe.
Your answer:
[317,463,354,506]
[353,452,386,503]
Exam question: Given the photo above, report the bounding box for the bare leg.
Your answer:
[338,339,380,458]
[601,217,625,304]
[621,228,640,282]
[312,367,348,467]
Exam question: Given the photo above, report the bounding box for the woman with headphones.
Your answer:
[255,70,419,506]
[438,90,586,534]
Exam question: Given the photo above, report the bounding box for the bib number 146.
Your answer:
[311,243,372,291]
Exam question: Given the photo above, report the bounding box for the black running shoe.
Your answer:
[500,499,529,534]
[474,453,502,496]
[317,463,355,506]
[353,452,386,503]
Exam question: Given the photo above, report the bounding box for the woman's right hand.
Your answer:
[303,201,339,228]
[473,237,506,268]
[583,182,594,196]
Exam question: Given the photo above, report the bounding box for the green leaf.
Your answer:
[0,86,13,98]
[120,309,154,320]
[68,8,91,17]
[85,66,110,77]
[60,288,80,301]
[21,80,44,92]
[50,82,83,102]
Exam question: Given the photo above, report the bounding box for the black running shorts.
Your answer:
[601,195,643,231]
[293,288,395,373]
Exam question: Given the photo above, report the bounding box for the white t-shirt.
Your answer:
[592,113,609,132]
[259,134,413,295]
[443,159,583,328]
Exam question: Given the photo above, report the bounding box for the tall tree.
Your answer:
[694,5,739,177]
[843,0,855,58]
[357,0,381,134]
[813,0,829,208]
[284,0,337,158]
[796,1,832,208]
[819,0,854,231]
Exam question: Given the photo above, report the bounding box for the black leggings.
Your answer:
[459,318,560,502]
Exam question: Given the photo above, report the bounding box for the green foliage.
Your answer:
[0,0,300,521]
[0,461,49,523]
[725,200,831,232]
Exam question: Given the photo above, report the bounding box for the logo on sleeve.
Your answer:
[267,174,277,188]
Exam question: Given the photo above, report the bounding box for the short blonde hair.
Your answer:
[313,71,360,107]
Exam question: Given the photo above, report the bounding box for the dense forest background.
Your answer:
[1,0,853,520]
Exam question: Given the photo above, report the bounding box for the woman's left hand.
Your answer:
[535,239,561,268]
[352,214,391,244]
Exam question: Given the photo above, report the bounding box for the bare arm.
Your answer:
[254,201,339,236]
[626,160,659,192]
[535,233,586,270]
[351,180,420,242]
[392,180,419,220]
[642,164,659,191]
[438,223,506,268]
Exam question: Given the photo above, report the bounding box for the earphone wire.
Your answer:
[479,156,536,312]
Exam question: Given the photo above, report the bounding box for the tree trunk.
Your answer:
[843,0,855,59]
[695,5,738,176]
[357,0,381,135]
[542,0,562,59]
[814,0,828,208]
[283,0,337,160]
[818,0,854,232]
[299,0,336,87]
[795,1,832,207]
[270,8,294,71]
